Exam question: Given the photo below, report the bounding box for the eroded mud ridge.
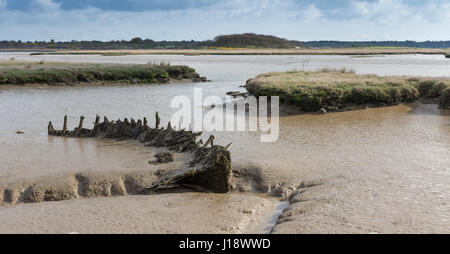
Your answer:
[0,114,232,206]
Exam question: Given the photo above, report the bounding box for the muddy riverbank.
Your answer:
[0,192,280,234]
[246,69,450,113]
[0,53,449,234]
[0,60,207,86]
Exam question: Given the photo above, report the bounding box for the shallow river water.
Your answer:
[0,53,449,233]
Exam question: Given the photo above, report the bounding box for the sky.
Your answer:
[0,0,449,42]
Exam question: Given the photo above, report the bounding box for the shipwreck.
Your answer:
[48,113,232,193]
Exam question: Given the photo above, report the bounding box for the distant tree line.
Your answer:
[302,40,450,49]
[1,34,449,50]
[0,38,204,50]
[0,34,301,50]
[209,33,301,48]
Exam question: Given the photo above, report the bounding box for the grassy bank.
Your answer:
[0,61,203,86]
[246,69,450,111]
[29,48,450,56]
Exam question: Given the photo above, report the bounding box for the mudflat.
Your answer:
[0,53,449,234]
[0,192,278,234]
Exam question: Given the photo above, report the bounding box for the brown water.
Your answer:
[0,53,449,233]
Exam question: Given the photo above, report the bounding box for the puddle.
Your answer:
[246,200,289,234]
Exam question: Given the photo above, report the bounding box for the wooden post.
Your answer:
[77,116,85,131]
[62,115,68,134]
[143,117,148,127]
[94,115,100,127]
[203,135,215,148]
[48,121,54,135]
[155,112,160,129]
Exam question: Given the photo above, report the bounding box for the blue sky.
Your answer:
[0,0,449,41]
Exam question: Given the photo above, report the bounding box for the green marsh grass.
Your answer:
[0,61,199,85]
[246,69,450,111]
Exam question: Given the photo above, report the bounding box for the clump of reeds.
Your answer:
[318,67,356,74]
[417,80,448,98]
[439,87,450,108]
[147,61,171,66]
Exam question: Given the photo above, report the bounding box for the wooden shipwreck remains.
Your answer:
[48,113,232,193]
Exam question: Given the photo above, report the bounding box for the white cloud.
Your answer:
[349,0,450,24]
[32,0,60,11]
[352,1,371,15]
[417,1,450,22]
[353,0,411,24]
[299,4,322,22]
[0,0,449,41]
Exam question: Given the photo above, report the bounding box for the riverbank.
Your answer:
[0,60,206,86]
[0,112,280,233]
[0,53,448,234]
[0,192,279,234]
[28,48,450,56]
[246,69,450,112]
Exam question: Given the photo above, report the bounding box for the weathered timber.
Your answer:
[148,144,231,193]
[47,113,232,193]
[63,115,68,134]
[149,152,174,165]
[226,91,249,98]
[155,112,161,129]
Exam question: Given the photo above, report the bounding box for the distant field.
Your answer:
[28,47,450,56]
